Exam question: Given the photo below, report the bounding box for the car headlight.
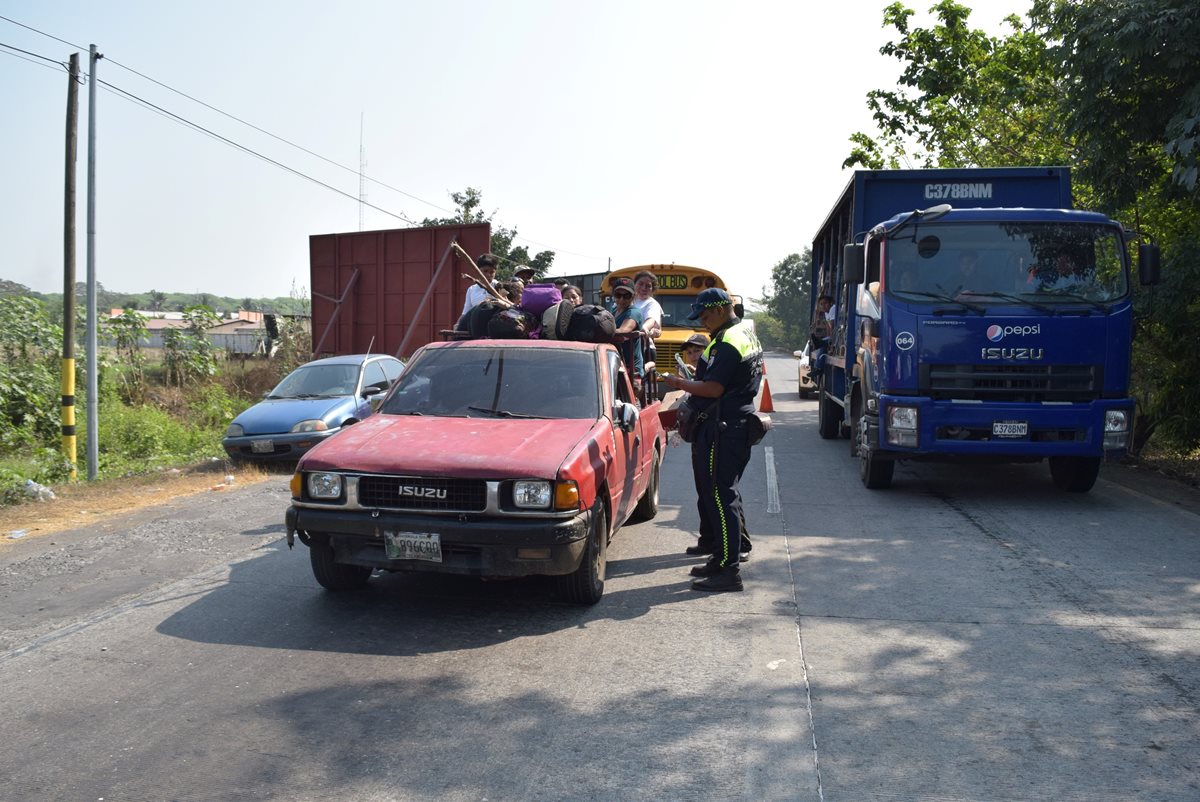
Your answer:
[226,423,244,437]
[513,480,552,509]
[307,472,343,500]
[291,419,330,433]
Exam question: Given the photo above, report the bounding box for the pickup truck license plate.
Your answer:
[992,421,1028,438]
[384,531,442,562]
[250,439,275,453]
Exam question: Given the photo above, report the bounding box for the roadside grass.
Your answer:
[1136,442,1200,488]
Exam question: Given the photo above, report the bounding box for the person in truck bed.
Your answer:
[610,277,645,397]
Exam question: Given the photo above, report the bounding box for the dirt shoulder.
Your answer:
[2,462,280,550]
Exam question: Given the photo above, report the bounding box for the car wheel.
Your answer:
[557,503,607,605]
[308,535,372,591]
[631,448,660,522]
[1049,456,1101,492]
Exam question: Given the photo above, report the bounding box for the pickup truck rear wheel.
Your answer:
[557,504,607,605]
[309,535,373,591]
[630,448,660,522]
[1049,456,1101,492]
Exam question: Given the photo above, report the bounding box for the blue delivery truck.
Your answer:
[811,167,1160,491]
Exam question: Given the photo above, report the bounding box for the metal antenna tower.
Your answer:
[358,112,367,230]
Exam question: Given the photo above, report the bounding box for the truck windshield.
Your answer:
[884,222,1128,306]
[656,296,707,330]
[379,347,600,420]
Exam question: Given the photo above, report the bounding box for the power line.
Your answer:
[96,77,419,225]
[0,13,608,263]
[0,39,68,69]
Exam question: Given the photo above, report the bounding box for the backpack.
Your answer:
[487,308,537,339]
[565,304,617,344]
[519,284,562,318]
[467,300,507,338]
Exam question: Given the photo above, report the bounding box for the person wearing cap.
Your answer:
[676,332,709,380]
[462,253,501,317]
[609,277,645,396]
[661,287,763,592]
[514,264,538,282]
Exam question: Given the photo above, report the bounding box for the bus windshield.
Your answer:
[884,222,1129,305]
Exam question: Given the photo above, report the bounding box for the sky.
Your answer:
[0,0,1030,304]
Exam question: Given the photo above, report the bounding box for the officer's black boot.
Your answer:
[691,565,743,592]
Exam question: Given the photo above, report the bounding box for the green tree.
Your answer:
[0,296,63,452]
[756,250,812,349]
[422,187,555,280]
[103,309,150,404]
[162,305,221,388]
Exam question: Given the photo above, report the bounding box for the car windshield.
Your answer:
[380,346,600,419]
[884,222,1129,306]
[269,364,359,398]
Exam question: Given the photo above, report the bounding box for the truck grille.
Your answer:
[357,476,487,511]
[923,364,1100,402]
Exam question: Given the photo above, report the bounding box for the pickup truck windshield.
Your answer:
[380,347,600,420]
[884,222,1128,305]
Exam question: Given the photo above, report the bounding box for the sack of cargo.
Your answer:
[487,308,536,339]
[519,284,561,318]
[467,299,507,338]
[565,304,617,344]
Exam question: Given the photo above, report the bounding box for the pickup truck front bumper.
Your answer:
[286,505,593,577]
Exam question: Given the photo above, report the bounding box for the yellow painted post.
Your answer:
[61,358,77,479]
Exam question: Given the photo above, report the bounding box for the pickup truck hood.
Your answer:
[298,413,599,478]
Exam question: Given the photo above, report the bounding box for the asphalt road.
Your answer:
[1,352,1197,802]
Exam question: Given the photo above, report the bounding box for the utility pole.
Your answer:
[62,52,79,479]
[85,44,102,480]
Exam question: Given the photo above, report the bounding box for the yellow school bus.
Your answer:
[601,264,742,381]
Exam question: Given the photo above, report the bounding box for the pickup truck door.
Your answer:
[606,350,641,525]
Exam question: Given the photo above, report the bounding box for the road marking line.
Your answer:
[765,446,781,513]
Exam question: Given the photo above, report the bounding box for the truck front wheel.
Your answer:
[308,535,373,591]
[856,414,894,489]
[1049,456,1101,493]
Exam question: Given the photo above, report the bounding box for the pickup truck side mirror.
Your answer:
[1138,243,1161,286]
[843,243,865,285]
[614,401,639,433]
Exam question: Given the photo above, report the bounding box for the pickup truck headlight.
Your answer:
[307,472,343,500]
[513,480,552,509]
[885,405,919,447]
[292,419,330,433]
[1104,409,1130,449]
[226,423,244,437]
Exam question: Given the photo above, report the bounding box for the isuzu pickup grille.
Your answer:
[922,364,1099,402]
[357,476,487,511]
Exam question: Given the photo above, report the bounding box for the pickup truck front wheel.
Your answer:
[309,535,373,591]
[630,448,660,522]
[556,504,607,605]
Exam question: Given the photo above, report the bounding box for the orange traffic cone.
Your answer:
[759,364,774,413]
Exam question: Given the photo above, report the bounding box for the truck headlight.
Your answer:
[1104,409,1130,449]
[886,405,919,447]
[307,472,343,500]
[513,480,552,509]
[292,419,330,433]
[226,423,244,437]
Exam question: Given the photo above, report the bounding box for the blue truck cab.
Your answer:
[811,168,1160,492]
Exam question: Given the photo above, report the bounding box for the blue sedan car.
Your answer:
[222,354,405,463]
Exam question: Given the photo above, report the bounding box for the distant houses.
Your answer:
[107,309,309,355]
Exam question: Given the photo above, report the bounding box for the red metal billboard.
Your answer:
[309,223,492,359]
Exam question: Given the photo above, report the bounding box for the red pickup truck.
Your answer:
[285,339,666,604]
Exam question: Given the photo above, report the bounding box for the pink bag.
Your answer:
[519,284,562,317]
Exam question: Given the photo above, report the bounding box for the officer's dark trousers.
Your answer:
[692,417,753,569]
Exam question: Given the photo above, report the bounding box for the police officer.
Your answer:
[662,288,763,592]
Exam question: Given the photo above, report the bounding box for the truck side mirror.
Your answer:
[615,401,639,432]
[843,243,865,285]
[734,303,744,318]
[1138,243,1161,286]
